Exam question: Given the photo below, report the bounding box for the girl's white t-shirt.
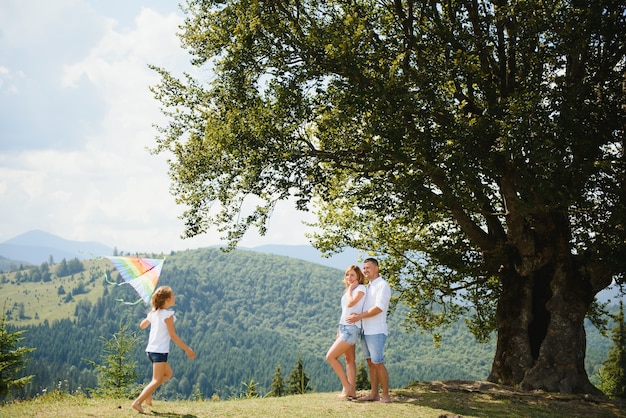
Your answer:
[145,309,176,353]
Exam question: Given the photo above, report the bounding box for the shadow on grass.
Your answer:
[148,411,197,418]
[392,382,626,418]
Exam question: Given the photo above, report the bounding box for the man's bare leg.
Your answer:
[372,362,390,402]
[357,358,380,401]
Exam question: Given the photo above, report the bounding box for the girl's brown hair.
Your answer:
[151,285,172,309]
[344,265,365,287]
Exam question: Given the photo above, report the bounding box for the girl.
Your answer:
[132,286,196,413]
[325,265,367,398]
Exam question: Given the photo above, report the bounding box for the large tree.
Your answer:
[151,0,626,394]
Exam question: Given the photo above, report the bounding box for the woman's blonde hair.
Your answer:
[344,265,365,286]
[151,285,173,309]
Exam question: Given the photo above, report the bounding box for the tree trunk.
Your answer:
[487,212,603,395]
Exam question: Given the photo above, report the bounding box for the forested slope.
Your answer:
[1,248,611,399]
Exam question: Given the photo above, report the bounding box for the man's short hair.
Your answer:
[364,257,378,266]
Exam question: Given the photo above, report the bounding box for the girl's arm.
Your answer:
[164,316,196,359]
[139,317,150,330]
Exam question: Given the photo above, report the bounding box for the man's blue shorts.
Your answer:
[361,333,387,364]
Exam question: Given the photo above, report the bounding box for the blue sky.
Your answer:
[0,0,316,253]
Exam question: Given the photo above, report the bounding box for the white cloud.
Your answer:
[0,0,105,151]
[0,66,20,94]
[0,1,317,253]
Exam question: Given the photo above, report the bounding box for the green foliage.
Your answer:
[598,302,626,399]
[151,0,626,332]
[54,259,85,278]
[189,386,204,401]
[355,361,369,391]
[0,304,35,399]
[287,357,310,395]
[243,378,260,398]
[86,321,141,398]
[267,364,285,397]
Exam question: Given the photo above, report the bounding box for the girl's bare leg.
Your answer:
[132,362,173,413]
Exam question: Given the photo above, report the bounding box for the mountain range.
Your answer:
[1,230,621,303]
[0,230,361,272]
[0,230,113,267]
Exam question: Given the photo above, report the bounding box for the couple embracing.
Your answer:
[325,258,392,403]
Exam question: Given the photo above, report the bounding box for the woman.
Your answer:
[325,265,367,398]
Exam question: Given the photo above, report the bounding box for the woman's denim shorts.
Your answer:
[339,324,361,345]
[147,352,168,363]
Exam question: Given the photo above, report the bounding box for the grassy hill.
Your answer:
[0,248,614,401]
[2,385,625,418]
[1,257,110,325]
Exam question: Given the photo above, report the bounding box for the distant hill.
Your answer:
[0,230,362,273]
[0,255,31,271]
[243,244,363,271]
[0,230,113,265]
[2,230,622,302]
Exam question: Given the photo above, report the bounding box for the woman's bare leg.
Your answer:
[345,344,357,397]
[326,338,354,397]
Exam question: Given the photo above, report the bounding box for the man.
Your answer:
[347,257,391,403]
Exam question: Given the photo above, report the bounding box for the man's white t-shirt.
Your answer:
[145,309,176,353]
[361,277,391,335]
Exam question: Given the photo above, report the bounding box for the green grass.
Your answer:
[2,383,625,418]
[2,259,109,326]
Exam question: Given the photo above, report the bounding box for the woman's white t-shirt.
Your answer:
[145,309,176,354]
[339,284,367,327]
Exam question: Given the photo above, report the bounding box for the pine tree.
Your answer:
[287,357,310,395]
[243,378,259,398]
[267,363,285,397]
[0,308,35,399]
[87,321,141,398]
[355,361,370,391]
[598,301,626,399]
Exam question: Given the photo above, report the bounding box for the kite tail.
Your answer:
[105,273,144,305]
[115,297,144,305]
[104,272,120,286]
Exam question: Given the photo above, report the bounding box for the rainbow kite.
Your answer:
[105,256,164,305]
